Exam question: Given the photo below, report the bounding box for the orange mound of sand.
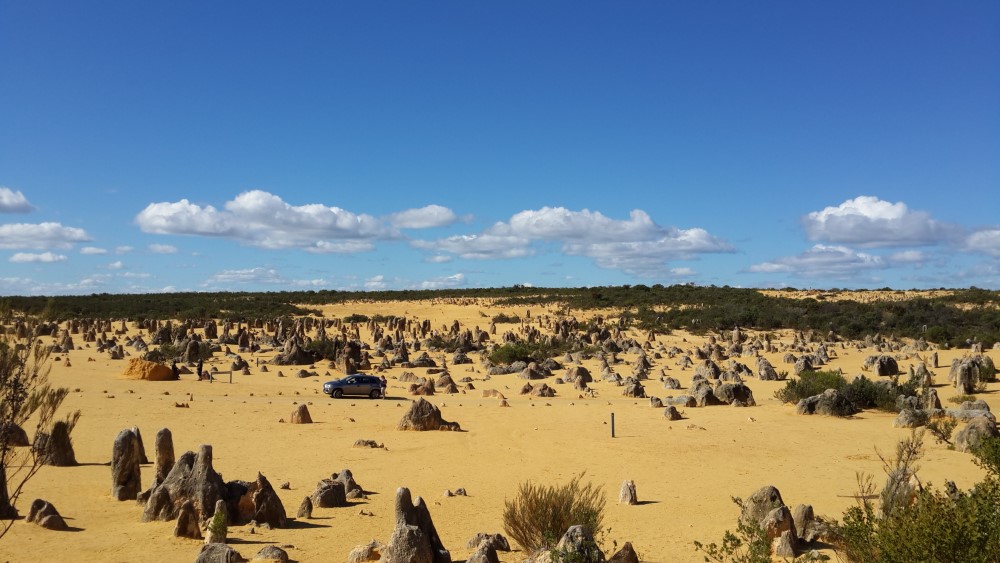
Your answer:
[121,358,176,381]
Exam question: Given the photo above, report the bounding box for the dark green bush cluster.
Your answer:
[488,341,572,365]
[305,338,337,360]
[502,474,605,554]
[773,370,847,403]
[491,312,521,324]
[342,313,369,323]
[775,371,917,413]
[837,436,1000,562]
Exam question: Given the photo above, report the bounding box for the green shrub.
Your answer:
[841,377,918,413]
[343,313,370,323]
[692,497,773,563]
[973,436,1000,477]
[488,341,572,365]
[773,370,846,404]
[492,313,521,324]
[836,432,1000,561]
[502,474,606,553]
[948,394,978,405]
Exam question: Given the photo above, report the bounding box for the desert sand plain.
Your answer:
[2,298,997,563]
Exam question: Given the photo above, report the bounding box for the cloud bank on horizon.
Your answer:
[1,184,998,294]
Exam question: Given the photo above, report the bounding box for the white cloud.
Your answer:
[364,275,388,290]
[0,275,107,295]
[387,205,458,229]
[802,196,952,247]
[889,250,929,264]
[419,273,466,290]
[108,260,124,270]
[670,267,696,277]
[204,266,328,289]
[413,207,730,276]
[136,190,450,253]
[10,251,67,263]
[207,267,285,285]
[748,245,886,278]
[0,187,34,213]
[965,229,1000,257]
[120,271,150,279]
[0,222,91,249]
[149,244,178,254]
[80,246,108,255]
[413,231,534,260]
[425,255,453,264]
[116,245,134,254]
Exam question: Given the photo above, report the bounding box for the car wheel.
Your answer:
[370,389,381,399]
[332,389,343,399]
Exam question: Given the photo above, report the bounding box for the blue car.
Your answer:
[323,374,383,399]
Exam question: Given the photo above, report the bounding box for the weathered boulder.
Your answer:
[234,473,286,528]
[607,542,640,563]
[296,495,313,518]
[893,409,929,428]
[174,499,202,539]
[740,486,785,528]
[619,480,637,505]
[290,404,312,424]
[195,543,247,563]
[795,389,855,416]
[27,499,68,530]
[348,540,382,563]
[554,525,604,562]
[397,398,461,431]
[1,423,30,447]
[756,357,780,381]
[122,358,177,381]
[142,445,228,523]
[466,533,510,552]
[154,428,175,485]
[310,480,347,508]
[955,415,1000,453]
[37,420,77,466]
[663,406,682,421]
[251,545,289,562]
[381,487,451,563]
[713,383,756,407]
[111,428,143,500]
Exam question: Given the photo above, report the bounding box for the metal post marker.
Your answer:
[611,412,616,438]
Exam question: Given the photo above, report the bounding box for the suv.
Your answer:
[323,374,383,399]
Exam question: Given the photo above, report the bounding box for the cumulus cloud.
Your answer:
[748,245,886,279]
[414,207,731,277]
[670,267,696,277]
[364,275,389,290]
[387,205,458,229]
[889,250,929,265]
[207,267,285,285]
[81,246,108,255]
[108,260,124,270]
[0,222,91,249]
[802,196,952,247]
[419,273,466,290]
[425,255,453,264]
[204,266,328,288]
[0,275,107,295]
[116,245,134,254]
[149,244,178,254]
[136,190,459,253]
[965,229,1000,257]
[0,187,34,213]
[10,251,67,263]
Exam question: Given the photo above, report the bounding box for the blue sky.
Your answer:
[1,2,998,295]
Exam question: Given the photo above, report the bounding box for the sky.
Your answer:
[1,2,998,295]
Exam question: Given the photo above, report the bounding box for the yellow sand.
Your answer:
[2,299,996,562]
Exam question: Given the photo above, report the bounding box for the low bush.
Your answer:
[492,313,521,324]
[836,433,1000,561]
[502,474,606,554]
[774,370,846,404]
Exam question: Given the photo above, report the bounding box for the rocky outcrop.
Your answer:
[397,398,461,431]
[112,428,143,500]
[381,487,451,563]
